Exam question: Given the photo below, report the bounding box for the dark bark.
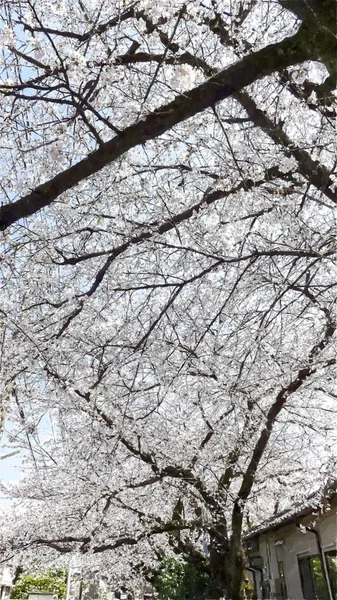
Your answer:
[93,17,336,206]
[279,0,337,82]
[208,542,245,600]
[235,91,336,204]
[0,28,314,230]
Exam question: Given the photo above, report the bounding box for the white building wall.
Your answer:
[0,565,13,587]
[253,509,336,600]
[0,565,13,600]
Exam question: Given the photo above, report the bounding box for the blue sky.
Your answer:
[0,429,23,485]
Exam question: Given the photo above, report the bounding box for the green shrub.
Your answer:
[154,558,219,600]
[10,568,67,600]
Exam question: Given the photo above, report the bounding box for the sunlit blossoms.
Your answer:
[0,1,336,599]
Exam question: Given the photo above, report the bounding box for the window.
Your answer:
[0,587,10,600]
[326,551,337,600]
[298,551,337,600]
[246,537,259,553]
[277,561,288,600]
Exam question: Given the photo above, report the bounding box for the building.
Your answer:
[244,485,337,600]
[0,564,13,600]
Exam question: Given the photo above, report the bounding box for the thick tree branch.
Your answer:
[0,28,314,230]
[33,521,199,555]
[198,10,336,203]
[126,24,335,205]
[235,91,336,204]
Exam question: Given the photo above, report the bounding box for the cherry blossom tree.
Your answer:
[0,1,336,599]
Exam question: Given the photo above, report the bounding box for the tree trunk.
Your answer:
[224,546,245,600]
[209,544,245,600]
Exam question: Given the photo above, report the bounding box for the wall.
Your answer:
[0,566,13,587]
[251,508,336,600]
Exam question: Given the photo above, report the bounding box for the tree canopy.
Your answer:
[0,1,336,599]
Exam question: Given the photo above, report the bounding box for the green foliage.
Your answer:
[154,558,221,600]
[311,556,329,600]
[10,568,67,600]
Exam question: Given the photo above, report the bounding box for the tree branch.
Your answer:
[230,312,336,539]
[0,27,314,230]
